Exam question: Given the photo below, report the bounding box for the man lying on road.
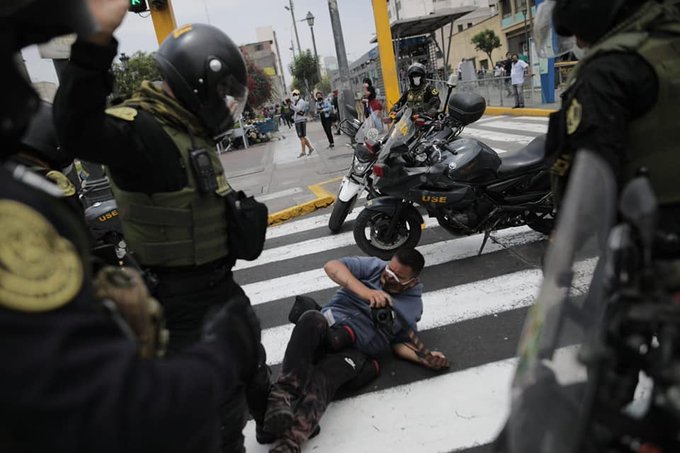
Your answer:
[264,248,449,453]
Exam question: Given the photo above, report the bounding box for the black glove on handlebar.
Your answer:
[202,293,262,382]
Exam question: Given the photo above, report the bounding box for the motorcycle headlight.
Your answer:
[354,162,369,174]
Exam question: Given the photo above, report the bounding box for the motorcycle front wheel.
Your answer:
[353,207,422,260]
[328,194,358,234]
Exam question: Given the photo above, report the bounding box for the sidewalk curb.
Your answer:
[267,176,341,225]
[485,106,556,117]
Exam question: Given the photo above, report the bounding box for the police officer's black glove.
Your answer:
[202,294,262,382]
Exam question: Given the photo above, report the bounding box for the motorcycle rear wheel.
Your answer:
[353,207,422,260]
[328,195,358,234]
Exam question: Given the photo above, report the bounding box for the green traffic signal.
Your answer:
[129,0,148,13]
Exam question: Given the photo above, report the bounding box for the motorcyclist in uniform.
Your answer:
[389,63,442,119]
[541,0,680,231]
[0,0,262,451]
[53,17,273,451]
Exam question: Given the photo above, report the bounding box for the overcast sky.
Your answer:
[22,0,378,89]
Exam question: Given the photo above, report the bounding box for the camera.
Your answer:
[371,307,395,329]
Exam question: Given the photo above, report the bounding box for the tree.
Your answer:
[289,50,320,96]
[470,29,502,67]
[317,75,332,95]
[245,59,272,109]
[112,51,161,100]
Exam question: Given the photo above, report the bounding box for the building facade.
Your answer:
[239,39,285,101]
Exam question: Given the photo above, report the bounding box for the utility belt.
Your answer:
[148,254,235,277]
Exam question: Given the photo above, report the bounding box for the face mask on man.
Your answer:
[412,76,421,87]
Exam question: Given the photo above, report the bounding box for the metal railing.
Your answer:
[430,76,546,108]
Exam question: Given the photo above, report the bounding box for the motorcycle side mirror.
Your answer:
[619,175,658,255]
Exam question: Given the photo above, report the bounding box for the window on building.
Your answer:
[457,24,464,32]
[255,44,263,51]
[500,0,511,17]
[467,23,472,28]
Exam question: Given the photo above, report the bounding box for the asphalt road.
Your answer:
[231,115,552,452]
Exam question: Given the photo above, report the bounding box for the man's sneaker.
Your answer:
[263,386,295,437]
[297,153,305,158]
[329,143,335,149]
[256,422,277,444]
[307,147,315,156]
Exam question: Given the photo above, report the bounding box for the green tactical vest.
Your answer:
[110,121,233,267]
[568,0,680,205]
[406,86,426,108]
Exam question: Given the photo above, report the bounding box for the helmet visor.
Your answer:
[534,1,577,58]
[217,74,248,125]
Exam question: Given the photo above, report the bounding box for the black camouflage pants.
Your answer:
[275,311,379,447]
[152,259,270,453]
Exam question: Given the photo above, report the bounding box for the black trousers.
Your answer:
[320,116,334,145]
[152,259,270,453]
[276,311,379,446]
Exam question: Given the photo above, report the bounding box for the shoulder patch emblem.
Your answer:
[566,99,582,135]
[106,106,138,122]
[45,170,76,197]
[0,200,83,312]
[431,88,439,95]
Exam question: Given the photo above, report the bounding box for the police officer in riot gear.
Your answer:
[53,20,273,451]
[540,0,680,229]
[390,62,441,117]
[1,0,263,451]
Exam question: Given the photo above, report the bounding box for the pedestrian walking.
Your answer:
[510,53,530,108]
[281,99,292,129]
[502,52,513,96]
[315,91,335,149]
[289,90,314,157]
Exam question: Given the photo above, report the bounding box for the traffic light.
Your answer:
[129,0,148,13]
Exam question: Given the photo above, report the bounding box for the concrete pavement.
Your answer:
[218,120,354,224]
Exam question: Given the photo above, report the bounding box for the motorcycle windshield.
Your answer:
[507,151,618,453]
[376,108,416,164]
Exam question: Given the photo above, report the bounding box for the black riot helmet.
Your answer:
[406,63,427,90]
[552,0,631,43]
[0,0,97,150]
[19,102,71,170]
[155,24,249,137]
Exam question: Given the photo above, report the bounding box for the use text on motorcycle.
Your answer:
[353,92,554,260]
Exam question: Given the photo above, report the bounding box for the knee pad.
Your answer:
[324,324,356,352]
[342,358,380,391]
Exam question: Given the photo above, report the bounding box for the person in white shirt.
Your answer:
[510,53,531,108]
[288,89,314,157]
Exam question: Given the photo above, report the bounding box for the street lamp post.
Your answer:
[304,11,322,86]
[522,0,532,70]
[284,1,302,55]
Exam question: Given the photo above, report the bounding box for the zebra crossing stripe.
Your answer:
[243,226,544,306]
[477,120,548,135]
[259,259,596,366]
[266,210,361,240]
[243,357,516,452]
[245,345,585,452]
[462,128,537,144]
[236,217,440,271]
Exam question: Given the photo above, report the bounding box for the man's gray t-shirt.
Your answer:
[292,99,308,123]
[321,256,423,356]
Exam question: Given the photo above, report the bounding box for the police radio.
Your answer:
[189,148,218,193]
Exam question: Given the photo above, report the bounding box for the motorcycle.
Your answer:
[352,92,554,259]
[500,150,680,453]
[329,82,461,234]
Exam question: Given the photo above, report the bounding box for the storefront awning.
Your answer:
[370,6,477,41]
